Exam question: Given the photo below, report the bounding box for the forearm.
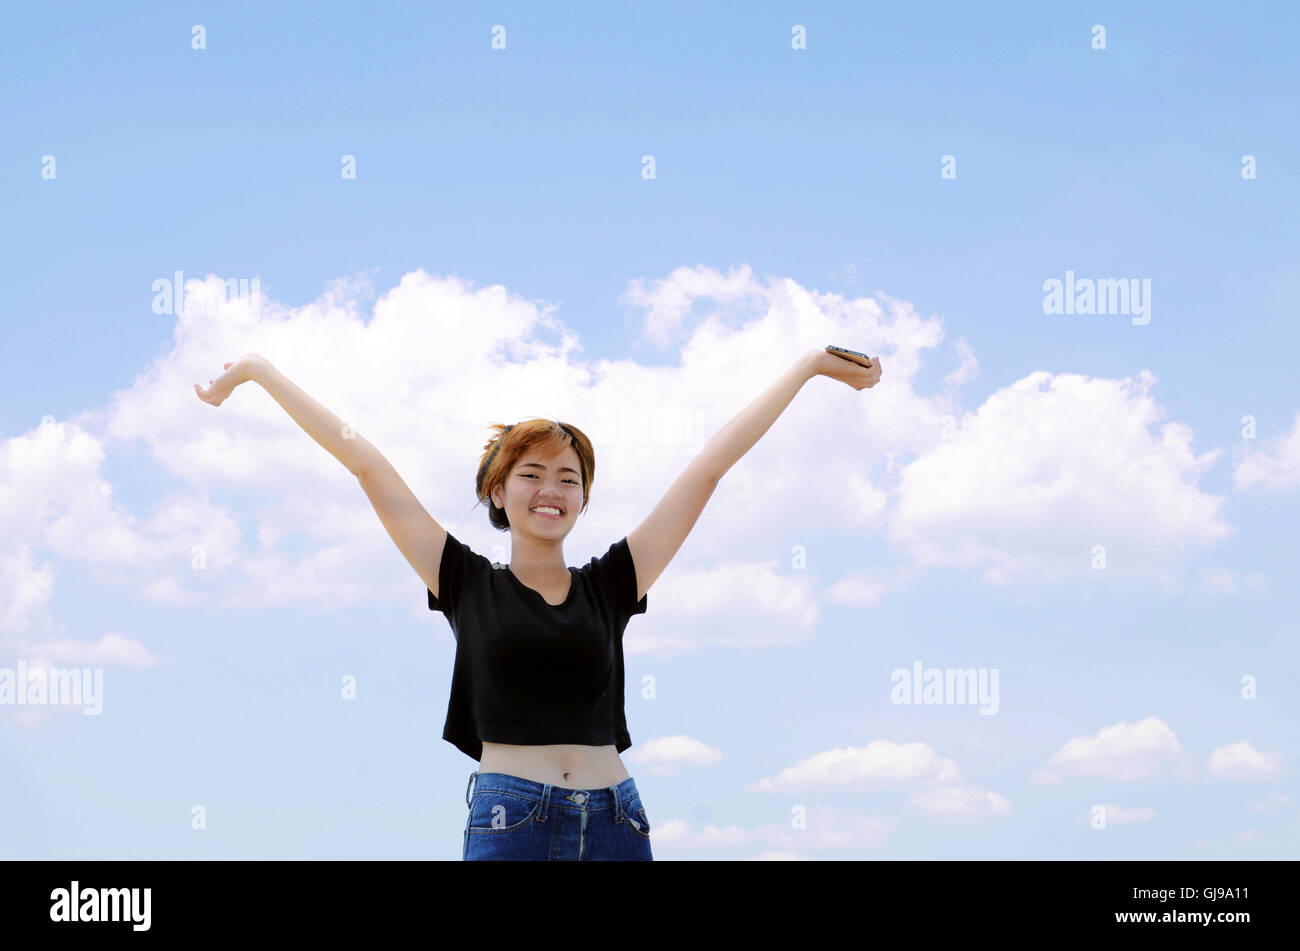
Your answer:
[694,352,819,482]
[250,361,381,479]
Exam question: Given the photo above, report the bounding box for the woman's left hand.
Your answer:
[808,348,882,390]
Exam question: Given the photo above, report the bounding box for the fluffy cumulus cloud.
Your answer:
[1033,719,1283,789]
[625,557,819,656]
[623,734,724,778]
[747,741,964,793]
[0,417,238,604]
[1206,741,1283,782]
[1,264,1256,690]
[13,266,960,680]
[907,784,1012,820]
[1031,716,1186,784]
[0,545,56,635]
[85,267,969,649]
[0,420,146,570]
[737,740,1009,839]
[22,633,158,669]
[0,421,162,677]
[889,371,1228,587]
[1233,411,1300,491]
[824,567,893,607]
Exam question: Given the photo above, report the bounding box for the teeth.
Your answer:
[531,506,562,515]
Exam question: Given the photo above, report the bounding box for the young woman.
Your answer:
[194,346,881,860]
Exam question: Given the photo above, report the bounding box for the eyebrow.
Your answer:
[518,462,581,475]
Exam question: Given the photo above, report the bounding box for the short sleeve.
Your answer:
[427,531,472,620]
[588,536,647,620]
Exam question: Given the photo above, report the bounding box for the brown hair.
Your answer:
[473,418,595,531]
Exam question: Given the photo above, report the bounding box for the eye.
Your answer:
[520,473,579,485]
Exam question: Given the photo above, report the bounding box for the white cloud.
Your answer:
[908,784,1012,819]
[0,421,176,686]
[97,269,958,620]
[0,420,148,567]
[1206,741,1282,782]
[825,569,891,606]
[890,371,1228,586]
[943,337,979,388]
[748,741,962,793]
[1031,717,1184,784]
[16,269,954,650]
[1086,804,1157,825]
[142,494,245,572]
[623,559,818,656]
[0,545,56,635]
[0,417,254,616]
[141,577,196,605]
[1234,411,1300,491]
[21,633,160,669]
[104,266,1200,632]
[621,264,770,348]
[4,267,1248,681]
[623,734,724,778]
[843,469,889,527]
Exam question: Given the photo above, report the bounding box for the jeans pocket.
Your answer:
[466,790,542,833]
[623,797,652,838]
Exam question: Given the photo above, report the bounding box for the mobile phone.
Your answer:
[825,344,874,369]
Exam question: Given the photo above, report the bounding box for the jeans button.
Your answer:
[571,791,587,804]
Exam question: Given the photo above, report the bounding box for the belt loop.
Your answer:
[612,781,622,825]
[465,770,477,807]
[539,782,552,823]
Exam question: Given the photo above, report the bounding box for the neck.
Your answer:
[507,531,568,578]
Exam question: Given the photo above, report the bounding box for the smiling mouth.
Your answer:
[530,507,563,519]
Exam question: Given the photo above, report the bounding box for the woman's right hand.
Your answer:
[194,352,267,406]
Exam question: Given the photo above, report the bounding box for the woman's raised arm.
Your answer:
[626,348,882,600]
[194,353,448,596]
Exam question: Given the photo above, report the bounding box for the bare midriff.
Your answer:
[478,741,631,788]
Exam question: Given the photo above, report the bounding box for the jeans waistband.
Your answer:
[465,770,640,823]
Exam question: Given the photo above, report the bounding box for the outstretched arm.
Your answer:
[194,353,449,597]
[626,348,882,600]
[194,353,380,477]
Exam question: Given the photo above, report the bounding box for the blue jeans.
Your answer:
[463,770,654,861]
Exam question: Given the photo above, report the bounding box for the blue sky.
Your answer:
[1,0,1297,859]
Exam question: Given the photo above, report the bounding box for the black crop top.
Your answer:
[426,530,648,762]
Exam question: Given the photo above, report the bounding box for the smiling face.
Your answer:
[490,443,586,535]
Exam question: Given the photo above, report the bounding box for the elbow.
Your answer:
[691,457,722,486]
